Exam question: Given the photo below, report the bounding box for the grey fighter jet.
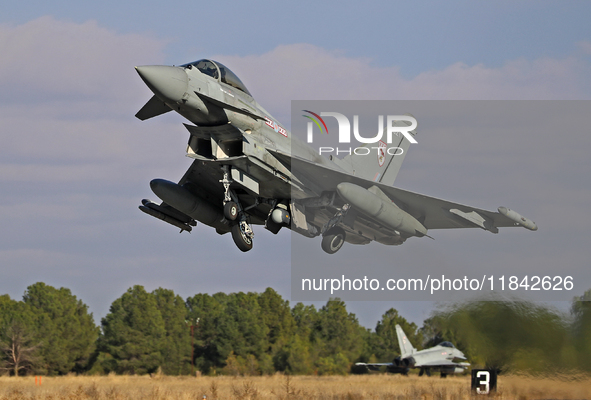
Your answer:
[134,59,538,253]
[355,324,469,377]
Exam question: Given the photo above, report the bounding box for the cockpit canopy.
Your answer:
[438,341,455,348]
[181,59,251,96]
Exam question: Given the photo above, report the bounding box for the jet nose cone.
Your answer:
[135,65,188,103]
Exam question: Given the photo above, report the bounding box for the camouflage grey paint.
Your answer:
[134,60,537,254]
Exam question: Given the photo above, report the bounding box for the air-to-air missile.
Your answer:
[139,199,195,232]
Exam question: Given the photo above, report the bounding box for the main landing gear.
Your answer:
[221,166,254,252]
[321,227,346,254]
[231,221,254,252]
[320,204,350,254]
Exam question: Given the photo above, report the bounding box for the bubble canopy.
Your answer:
[181,59,251,96]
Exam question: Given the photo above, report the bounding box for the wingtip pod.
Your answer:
[498,206,538,231]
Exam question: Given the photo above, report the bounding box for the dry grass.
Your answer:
[0,373,589,400]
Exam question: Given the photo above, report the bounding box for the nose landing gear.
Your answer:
[224,201,238,221]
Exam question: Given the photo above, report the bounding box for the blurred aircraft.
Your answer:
[356,324,470,377]
[135,59,537,253]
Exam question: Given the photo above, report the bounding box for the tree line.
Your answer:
[1,282,590,376]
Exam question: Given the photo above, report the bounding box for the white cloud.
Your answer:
[1,20,588,185]
[0,17,188,184]
[0,16,166,106]
[215,43,591,119]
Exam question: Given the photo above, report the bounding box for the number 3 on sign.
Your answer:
[471,369,497,395]
[477,371,490,394]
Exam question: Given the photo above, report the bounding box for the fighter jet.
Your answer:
[355,324,469,378]
[134,59,538,253]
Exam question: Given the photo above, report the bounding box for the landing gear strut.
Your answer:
[221,165,254,252]
[320,204,350,254]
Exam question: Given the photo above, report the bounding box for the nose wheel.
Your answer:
[224,201,238,221]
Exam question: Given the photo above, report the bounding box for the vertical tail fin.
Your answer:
[396,324,416,358]
[338,115,417,186]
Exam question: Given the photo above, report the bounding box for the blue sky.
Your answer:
[7,1,591,74]
[1,1,591,329]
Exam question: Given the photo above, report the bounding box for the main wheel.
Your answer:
[224,202,238,221]
[321,227,345,254]
[231,223,253,252]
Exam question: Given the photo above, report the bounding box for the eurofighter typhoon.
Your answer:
[134,59,537,253]
[356,324,470,378]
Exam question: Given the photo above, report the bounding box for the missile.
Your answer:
[336,182,427,237]
[498,206,538,231]
[141,199,196,225]
[150,179,228,231]
[139,203,193,232]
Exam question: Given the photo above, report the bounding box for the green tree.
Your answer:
[186,292,222,373]
[98,285,166,374]
[571,288,591,317]
[152,288,191,375]
[316,352,350,375]
[222,292,268,360]
[313,299,364,374]
[273,334,313,374]
[291,303,318,341]
[372,308,423,362]
[571,288,591,371]
[23,283,98,375]
[257,288,295,353]
[188,291,278,375]
[425,300,569,373]
[257,288,295,373]
[0,295,40,376]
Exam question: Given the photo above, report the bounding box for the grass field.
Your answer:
[0,373,589,399]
